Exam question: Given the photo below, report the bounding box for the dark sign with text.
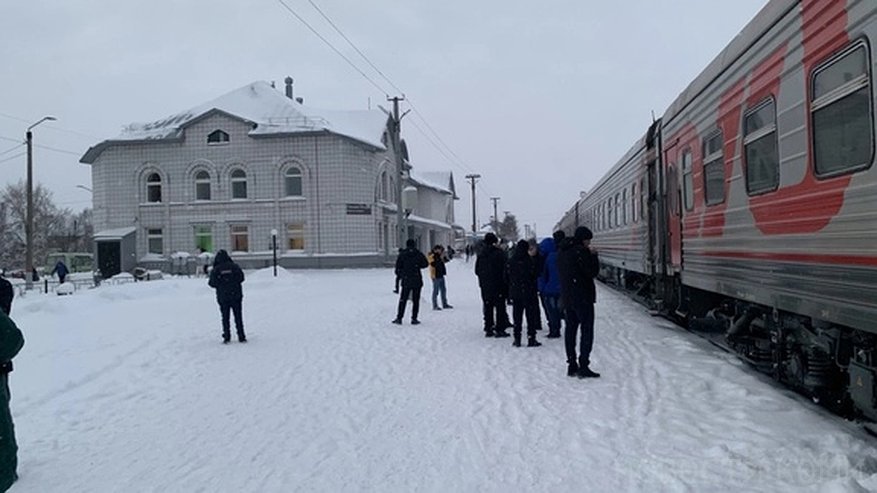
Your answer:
[346,203,371,215]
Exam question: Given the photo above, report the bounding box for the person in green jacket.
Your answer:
[0,306,24,491]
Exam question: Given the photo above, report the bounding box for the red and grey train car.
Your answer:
[557,0,877,419]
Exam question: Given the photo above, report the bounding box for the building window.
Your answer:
[230,225,249,252]
[285,167,303,197]
[195,226,213,252]
[811,43,873,176]
[380,171,389,200]
[703,131,725,206]
[682,150,694,210]
[207,130,229,144]
[146,173,162,203]
[195,170,211,201]
[744,98,780,194]
[231,169,247,199]
[147,228,163,255]
[287,223,305,250]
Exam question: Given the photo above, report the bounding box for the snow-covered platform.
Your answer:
[8,261,877,491]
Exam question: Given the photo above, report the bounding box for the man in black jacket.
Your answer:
[393,239,429,325]
[208,250,247,344]
[475,233,510,338]
[0,272,23,490]
[557,226,600,378]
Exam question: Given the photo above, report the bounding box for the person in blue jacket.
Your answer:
[51,260,70,284]
[538,231,565,339]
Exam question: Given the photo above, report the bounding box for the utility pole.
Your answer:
[465,174,481,234]
[490,197,500,233]
[25,115,56,290]
[387,96,409,250]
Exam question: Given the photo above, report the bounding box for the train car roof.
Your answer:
[662,0,798,126]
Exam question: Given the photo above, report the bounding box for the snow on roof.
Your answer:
[93,227,136,240]
[81,82,388,163]
[409,169,455,197]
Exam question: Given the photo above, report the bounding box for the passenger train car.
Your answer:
[557,0,877,419]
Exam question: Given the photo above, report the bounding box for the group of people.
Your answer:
[390,226,601,379]
[477,226,600,377]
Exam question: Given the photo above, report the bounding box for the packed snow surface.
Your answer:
[7,262,877,492]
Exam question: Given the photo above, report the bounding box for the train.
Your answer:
[556,0,877,420]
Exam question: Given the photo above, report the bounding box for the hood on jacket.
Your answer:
[538,237,555,256]
[512,239,529,259]
[213,249,232,266]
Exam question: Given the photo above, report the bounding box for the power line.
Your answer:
[0,135,21,144]
[0,143,24,156]
[0,152,25,164]
[34,143,82,157]
[274,0,389,97]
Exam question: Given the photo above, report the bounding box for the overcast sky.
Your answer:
[1,0,769,236]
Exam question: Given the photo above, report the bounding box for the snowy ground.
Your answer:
[6,261,877,492]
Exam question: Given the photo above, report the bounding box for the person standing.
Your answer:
[506,240,542,347]
[538,231,565,338]
[0,282,24,491]
[0,272,12,317]
[557,226,600,378]
[428,245,453,310]
[393,239,429,325]
[475,232,510,338]
[208,250,247,344]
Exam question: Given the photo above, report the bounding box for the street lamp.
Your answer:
[25,115,57,290]
[76,184,92,193]
[270,229,278,277]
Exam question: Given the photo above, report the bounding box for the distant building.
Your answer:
[80,79,457,275]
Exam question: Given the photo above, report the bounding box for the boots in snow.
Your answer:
[513,334,522,347]
[567,362,579,377]
[527,337,542,347]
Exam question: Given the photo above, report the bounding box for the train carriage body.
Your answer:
[556,0,877,419]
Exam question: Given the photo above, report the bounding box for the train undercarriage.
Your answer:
[601,265,877,423]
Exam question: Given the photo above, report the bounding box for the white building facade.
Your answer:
[80,80,457,274]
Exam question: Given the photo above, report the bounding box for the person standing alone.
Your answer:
[208,250,247,344]
[428,245,453,311]
[557,226,600,378]
[393,239,429,325]
[0,275,24,490]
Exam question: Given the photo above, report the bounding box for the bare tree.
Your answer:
[0,180,69,271]
[498,212,520,243]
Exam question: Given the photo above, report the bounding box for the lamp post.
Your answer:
[25,115,57,290]
[271,229,278,277]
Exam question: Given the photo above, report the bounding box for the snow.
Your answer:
[110,82,387,149]
[7,261,877,492]
[53,283,74,296]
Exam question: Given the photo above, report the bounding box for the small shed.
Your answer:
[93,227,137,278]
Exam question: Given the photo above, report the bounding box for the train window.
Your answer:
[622,189,628,225]
[640,178,646,222]
[681,150,694,210]
[811,43,873,177]
[702,131,725,205]
[606,198,612,229]
[631,183,637,223]
[615,193,621,226]
[744,98,779,194]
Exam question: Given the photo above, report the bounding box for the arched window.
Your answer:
[380,171,388,200]
[146,173,162,203]
[195,170,211,200]
[285,167,303,196]
[207,130,229,144]
[231,169,247,199]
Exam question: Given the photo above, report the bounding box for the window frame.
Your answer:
[230,224,250,253]
[681,149,694,210]
[147,228,164,255]
[810,40,874,179]
[207,130,230,145]
[284,166,303,197]
[194,170,212,201]
[230,169,248,200]
[146,172,162,203]
[287,223,305,251]
[702,130,726,206]
[194,225,213,252]
[743,97,780,195]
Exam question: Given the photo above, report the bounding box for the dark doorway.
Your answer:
[97,241,121,278]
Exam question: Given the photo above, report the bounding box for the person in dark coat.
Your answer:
[51,260,70,284]
[557,226,600,378]
[393,239,429,324]
[208,249,246,344]
[506,240,543,347]
[0,288,24,491]
[538,231,565,338]
[475,232,510,338]
[0,272,12,318]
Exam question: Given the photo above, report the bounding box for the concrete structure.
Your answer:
[80,79,457,271]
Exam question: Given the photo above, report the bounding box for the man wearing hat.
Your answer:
[557,226,600,378]
[393,239,429,325]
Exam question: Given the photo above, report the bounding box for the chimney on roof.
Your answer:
[284,76,294,99]
[295,97,304,104]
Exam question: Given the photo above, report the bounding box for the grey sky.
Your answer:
[1,0,768,236]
